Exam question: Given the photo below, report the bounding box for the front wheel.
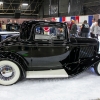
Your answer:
[0,60,21,86]
[94,62,100,75]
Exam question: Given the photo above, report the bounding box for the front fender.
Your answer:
[63,54,100,77]
[0,51,27,78]
[0,58,26,78]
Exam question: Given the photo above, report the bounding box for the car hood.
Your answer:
[0,35,20,43]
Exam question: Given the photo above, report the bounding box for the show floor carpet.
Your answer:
[0,68,100,100]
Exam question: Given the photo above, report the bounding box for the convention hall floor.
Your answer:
[0,37,100,100]
[0,68,100,100]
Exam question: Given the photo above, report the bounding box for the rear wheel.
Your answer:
[94,62,100,75]
[0,60,21,86]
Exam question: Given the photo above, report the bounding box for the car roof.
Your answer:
[22,20,64,25]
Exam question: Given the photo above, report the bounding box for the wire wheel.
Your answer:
[0,60,21,86]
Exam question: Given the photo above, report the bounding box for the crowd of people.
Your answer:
[68,18,100,39]
[0,19,20,31]
[34,18,100,40]
[0,18,100,40]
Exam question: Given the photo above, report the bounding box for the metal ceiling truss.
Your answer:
[83,0,100,6]
[83,0,100,14]
[5,0,15,13]
[0,0,43,16]
[31,0,44,15]
[23,0,34,14]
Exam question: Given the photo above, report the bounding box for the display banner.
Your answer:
[52,15,93,26]
[49,0,59,17]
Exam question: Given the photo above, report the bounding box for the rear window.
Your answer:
[34,26,65,40]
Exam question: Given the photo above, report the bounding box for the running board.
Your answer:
[26,69,68,78]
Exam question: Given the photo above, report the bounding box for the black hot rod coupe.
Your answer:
[0,20,100,85]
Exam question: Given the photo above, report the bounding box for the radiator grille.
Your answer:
[79,46,94,58]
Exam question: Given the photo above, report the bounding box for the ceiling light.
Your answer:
[0,2,3,4]
[22,3,28,6]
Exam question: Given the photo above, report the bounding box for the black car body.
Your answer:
[0,21,100,85]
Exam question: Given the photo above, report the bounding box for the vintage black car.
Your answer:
[0,20,100,85]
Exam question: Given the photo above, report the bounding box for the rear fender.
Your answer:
[63,54,100,77]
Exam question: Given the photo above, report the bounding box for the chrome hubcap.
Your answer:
[0,65,15,81]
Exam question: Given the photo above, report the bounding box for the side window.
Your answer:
[34,26,65,40]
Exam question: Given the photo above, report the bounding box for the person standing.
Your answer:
[13,20,20,31]
[69,19,75,30]
[1,21,7,41]
[81,20,89,38]
[70,20,77,37]
[50,27,56,36]
[90,18,97,38]
[6,19,13,31]
[91,19,100,39]
[1,21,6,31]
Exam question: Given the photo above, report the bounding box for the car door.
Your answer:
[31,36,55,70]
[31,23,70,70]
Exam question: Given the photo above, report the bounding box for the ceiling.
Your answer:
[83,0,100,7]
[83,0,100,14]
[0,0,44,16]
[0,0,100,17]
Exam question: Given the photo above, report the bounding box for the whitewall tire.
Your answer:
[0,60,21,86]
[94,62,100,75]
